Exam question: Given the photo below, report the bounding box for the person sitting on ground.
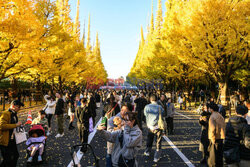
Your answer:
[98,112,142,167]
[32,110,48,134]
[26,132,46,162]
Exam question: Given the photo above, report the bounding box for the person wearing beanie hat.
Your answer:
[223,105,250,166]
[207,103,226,167]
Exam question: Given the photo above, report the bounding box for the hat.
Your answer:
[236,105,248,116]
[11,100,24,107]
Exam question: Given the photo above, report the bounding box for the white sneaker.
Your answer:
[38,155,42,162]
[27,157,33,162]
[153,157,160,163]
[55,133,61,138]
[46,132,50,136]
[144,151,150,156]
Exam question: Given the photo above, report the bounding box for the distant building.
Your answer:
[107,77,125,86]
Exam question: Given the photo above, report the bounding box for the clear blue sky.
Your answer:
[69,0,165,79]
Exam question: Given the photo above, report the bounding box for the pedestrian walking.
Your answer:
[55,92,65,138]
[144,94,165,163]
[75,98,92,153]
[134,92,148,130]
[207,103,225,167]
[166,98,175,135]
[0,100,24,167]
[44,95,56,136]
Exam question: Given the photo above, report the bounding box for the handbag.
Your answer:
[89,117,94,133]
[158,106,166,131]
[14,126,27,144]
[223,146,240,164]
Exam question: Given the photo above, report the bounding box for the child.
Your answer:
[32,110,49,135]
[26,132,46,162]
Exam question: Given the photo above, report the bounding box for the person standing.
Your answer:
[97,112,142,167]
[75,98,91,153]
[166,98,175,135]
[144,94,164,163]
[88,94,97,126]
[207,103,226,167]
[55,92,65,138]
[223,105,250,167]
[199,104,211,165]
[44,95,56,136]
[134,92,148,130]
[0,100,24,167]
[106,102,133,167]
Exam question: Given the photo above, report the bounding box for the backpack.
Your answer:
[243,125,250,149]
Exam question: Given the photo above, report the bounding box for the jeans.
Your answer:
[106,154,112,167]
[146,128,163,151]
[0,140,19,167]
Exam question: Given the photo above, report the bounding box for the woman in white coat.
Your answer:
[44,95,56,135]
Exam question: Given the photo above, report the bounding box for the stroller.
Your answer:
[70,144,99,167]
[26,125,47,165]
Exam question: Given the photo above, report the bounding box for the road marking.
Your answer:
[175,111,192,119]
[67,117,102,167]
[163,135,195,167]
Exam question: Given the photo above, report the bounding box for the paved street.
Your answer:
[11,104,203,167]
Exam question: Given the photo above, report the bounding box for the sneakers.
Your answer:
[144,151,150,156]
[46,131,50,136]
[144,147,151,156]
[55,133,64,138]
[27,157,33,162]
[38,155,42,162]
[153,150,161,163]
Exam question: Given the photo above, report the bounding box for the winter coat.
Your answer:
[75,106,91,129]
[208,111,226,142]
[0,110,18,146]
[44,95,56,115]
[166,102,175,118]
[99,125,142,167]
[134,97,148,112]
[199,111,211,152]
[55,98,65,115]
[224,116,250,160]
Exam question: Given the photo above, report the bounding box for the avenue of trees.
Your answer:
[128,0,249,105]
[0,0,107,92]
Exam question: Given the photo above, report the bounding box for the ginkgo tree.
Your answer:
[0,0,107,91]
[129,0,249,105]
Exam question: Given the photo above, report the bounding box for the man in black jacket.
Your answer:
[224,105,250,167]
[55,92,65,138]
[199,104,211,165]
[134,92,148,130]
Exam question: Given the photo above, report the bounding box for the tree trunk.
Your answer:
[219,82,227,106]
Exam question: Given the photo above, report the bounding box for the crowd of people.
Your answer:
[0,88,249,167]
[199,98,250,167]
